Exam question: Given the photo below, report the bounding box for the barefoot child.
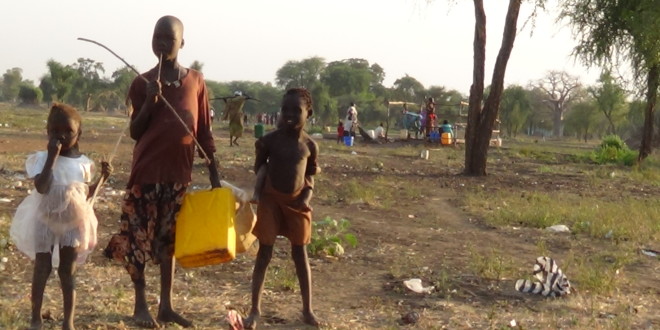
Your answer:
[10,103,111,330]
[244,88,321,329]
[104,15,221,328]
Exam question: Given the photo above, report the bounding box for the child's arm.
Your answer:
[294,140,320,211]
[34,137,61,194]
[207,157,221,188]
[130,79,161,140]
[87,161,113,199]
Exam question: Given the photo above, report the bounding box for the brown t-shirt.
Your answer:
[127,68,215,186]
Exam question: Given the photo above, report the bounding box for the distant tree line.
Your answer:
[1,57,657,144]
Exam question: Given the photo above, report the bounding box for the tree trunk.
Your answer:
[465,0,522,176]
[552,105,563,137]
[638,64,659,162]
[464,0,487,173]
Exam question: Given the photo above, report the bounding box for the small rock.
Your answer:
[400,311,420,325]
[546,224,570,233]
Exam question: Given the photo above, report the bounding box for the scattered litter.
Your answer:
[0,198,12,203]
[408,214,415,219]
[545,224,570,233]
[510,319,517,327]
[420,150,429,160]
[403,278,434,294]
[604,230,613,239]
[640,249,659,258]
[515,257,571,297]
[351,151,357,155]
[0,257,7,263]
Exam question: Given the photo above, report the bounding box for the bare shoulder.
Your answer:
[301,132,318,151]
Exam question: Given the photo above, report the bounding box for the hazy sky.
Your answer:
[1,0,600,95]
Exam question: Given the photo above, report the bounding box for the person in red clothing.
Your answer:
[104,15,220,329]
[337,120,344,144]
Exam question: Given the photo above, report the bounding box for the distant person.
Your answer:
[337,120,344,144]
[104,15,221,328]
[10,103,112,330]
[344,102,358,137]
[441,119,454,135]
[374,122,385,139]
[221,91,249,147]
[210,107,215,122]
[244,88,321,329]
[425,97,437,140]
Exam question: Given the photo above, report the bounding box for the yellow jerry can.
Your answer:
[175,187,236,268]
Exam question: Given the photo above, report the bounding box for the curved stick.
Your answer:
[77,37,211,164]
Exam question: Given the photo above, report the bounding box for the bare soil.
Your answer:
[0,119,659,329]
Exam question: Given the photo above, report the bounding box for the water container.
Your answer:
[344,136,354,146]
[254,123,264,138]
[441,132,453,145]
[175,187,236,268]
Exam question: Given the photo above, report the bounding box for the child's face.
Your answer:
[48,115,80,151]
[281,96,310,131]
[152,19,184,61]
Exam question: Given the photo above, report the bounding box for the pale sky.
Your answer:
[1,0,599,95]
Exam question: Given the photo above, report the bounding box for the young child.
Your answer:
[103,15,220,328]
[337,120,344,144]
[243,88,321,329]
[10,102,111,330]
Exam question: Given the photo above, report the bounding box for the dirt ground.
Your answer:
[0,114,659,329]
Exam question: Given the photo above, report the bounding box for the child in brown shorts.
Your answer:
[243,88,321,329]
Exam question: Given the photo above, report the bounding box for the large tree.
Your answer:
[500,85,532,137]
[275,57,326,89]
[464,0,543,175]
[589,70,627,135]
[534,70,581,137]
[2,67,23,102]
[561,0,660,161]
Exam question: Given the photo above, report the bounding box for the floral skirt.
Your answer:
[104,183,187,281]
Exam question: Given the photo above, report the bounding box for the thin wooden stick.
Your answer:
[77,37,212,164]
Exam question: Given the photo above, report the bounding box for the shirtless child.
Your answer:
[244,88,321,329]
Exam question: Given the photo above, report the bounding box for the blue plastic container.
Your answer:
[343,136,354,146]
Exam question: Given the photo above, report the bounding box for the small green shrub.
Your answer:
[308,217,357,257]
[591,135,637,166]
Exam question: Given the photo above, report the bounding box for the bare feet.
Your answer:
[243,312,260,329]
[303,311,320,327]
[133,309,159,329]
[157,309,193,328]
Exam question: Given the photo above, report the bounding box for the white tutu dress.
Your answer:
[10,151,98,267]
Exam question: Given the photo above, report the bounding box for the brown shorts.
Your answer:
[253,178,311,246]
[104,183,187,281]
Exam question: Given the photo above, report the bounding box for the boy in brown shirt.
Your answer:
[104,15,220,328]
[244,88,321,329]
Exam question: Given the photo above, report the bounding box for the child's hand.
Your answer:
[47,137,62,155]
[292,198,313,212]
[101,161,113,180]
[146,80,162,104]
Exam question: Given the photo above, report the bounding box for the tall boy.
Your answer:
[244,88,321,329]
[104,15,220,328]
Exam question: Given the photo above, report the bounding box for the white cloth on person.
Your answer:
[344,105,358,133]
[10,151,98,266]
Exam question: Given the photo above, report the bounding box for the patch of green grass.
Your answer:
[337,178,379,205]
[266,263,298,292]
[467,247,517,282]
[464,191,660,244]
[563,249,634,295]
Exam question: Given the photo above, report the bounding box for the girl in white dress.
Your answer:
[10,103,111,330]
